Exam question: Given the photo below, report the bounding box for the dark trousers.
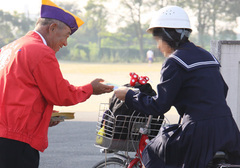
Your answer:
[0,137,39,168]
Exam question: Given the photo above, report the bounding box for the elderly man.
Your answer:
[0,0,113,167]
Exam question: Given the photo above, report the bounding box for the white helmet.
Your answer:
[147,6,191,33]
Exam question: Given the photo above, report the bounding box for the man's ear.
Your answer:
[48,23,58,34]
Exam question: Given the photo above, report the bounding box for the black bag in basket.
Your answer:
[103,83,164,140]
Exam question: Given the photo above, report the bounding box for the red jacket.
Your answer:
[0,31,93,152]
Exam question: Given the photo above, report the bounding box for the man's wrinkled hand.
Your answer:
[91,78,114,95]
[49,110,61,127]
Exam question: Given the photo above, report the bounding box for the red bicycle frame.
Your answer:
[127,127,151,167]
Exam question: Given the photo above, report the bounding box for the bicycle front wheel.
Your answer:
[92,157,126,168]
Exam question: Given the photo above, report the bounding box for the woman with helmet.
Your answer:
[114,6,240,167]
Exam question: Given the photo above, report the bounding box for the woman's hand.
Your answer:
[114,87,129,101]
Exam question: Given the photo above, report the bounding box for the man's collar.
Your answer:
[33,30,47,46]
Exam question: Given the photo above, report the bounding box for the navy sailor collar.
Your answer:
[169,42,220,71]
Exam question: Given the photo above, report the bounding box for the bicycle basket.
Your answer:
[94,103,165,152]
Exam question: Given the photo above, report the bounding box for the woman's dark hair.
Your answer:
[152,28,191,50]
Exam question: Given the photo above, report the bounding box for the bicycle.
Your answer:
[93,103,240,168]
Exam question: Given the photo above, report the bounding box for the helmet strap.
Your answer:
[162,28,173,40]
[176,29,191,39]
[162,28,180,48]
[162,28,191,48]
[176,29,191,47]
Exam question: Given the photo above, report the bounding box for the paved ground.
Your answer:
[39,121,108,168]
[39,118,178,168]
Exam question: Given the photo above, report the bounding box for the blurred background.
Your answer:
[1,0,240,63]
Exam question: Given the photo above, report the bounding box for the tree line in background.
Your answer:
[0,0,239,63]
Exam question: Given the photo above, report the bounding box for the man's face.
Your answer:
[47,23,71,53]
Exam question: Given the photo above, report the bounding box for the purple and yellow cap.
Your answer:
[41,0,84,35]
